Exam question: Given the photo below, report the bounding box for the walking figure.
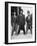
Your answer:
[11,12,17,37]
[17,9,25,34]
[26,11,32,34]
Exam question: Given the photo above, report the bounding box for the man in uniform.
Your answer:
[26,11,32,34]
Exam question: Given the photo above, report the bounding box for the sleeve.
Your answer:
[11,17,14,26]
[23,15,25,25]
[16,16,20,25]
[26,16,28,22]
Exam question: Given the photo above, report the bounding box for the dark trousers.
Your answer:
[11,23,17,36]
[11,26,15,36]
[18,25,25,34]
[26,24,32,34]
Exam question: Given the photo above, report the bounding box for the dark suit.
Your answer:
[17,14,25,34]
[26,14,32,34]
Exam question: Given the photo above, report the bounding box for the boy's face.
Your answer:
[27,12,30,15]
[27,11,30,15]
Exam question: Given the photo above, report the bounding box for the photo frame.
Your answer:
[5,2,36,44]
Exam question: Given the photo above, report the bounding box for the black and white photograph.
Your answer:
[5,2,36,44]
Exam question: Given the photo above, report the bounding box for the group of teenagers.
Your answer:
[11,9,32,36]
